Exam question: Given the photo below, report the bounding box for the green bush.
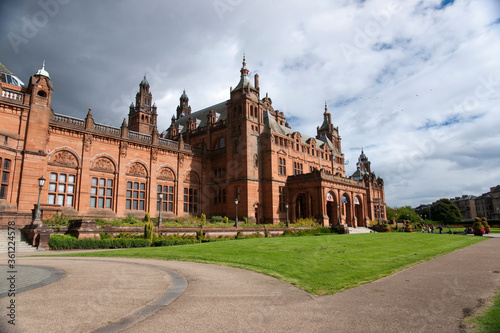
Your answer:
[44,213,72,226]
[196,229,205,242]
[144,213,154,243]
[99,232,112,240]
[210,216,225,223]
[49,234,150,250]
[294,218,316,227]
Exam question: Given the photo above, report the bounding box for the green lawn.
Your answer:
[469,289,500,333]
[54,233,484,295]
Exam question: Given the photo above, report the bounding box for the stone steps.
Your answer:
[348,226,374,234]
[0,229,41,253]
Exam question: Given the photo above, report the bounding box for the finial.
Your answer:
[325,101,328,113]
[243,52,246,63]
[42,60,46,69]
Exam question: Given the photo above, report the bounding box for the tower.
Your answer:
[176,90,191,119]
[128,75,157,134]
[316,102,342,153]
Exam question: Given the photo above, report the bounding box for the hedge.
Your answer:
[49,234,151,250]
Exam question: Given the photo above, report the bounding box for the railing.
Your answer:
[128,131,151,142]
[158,137,178,148]
[1,89,24,102]
[52,113,85,127]
[94,123,120,135]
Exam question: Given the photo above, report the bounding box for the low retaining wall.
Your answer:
[22,221,316,249]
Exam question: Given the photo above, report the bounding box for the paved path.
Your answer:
[1,238,499,333]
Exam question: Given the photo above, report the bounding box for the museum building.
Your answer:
[0,58,386,227]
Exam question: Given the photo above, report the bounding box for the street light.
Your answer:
[158,193,163,226]
[285,203,289,228]
[234,199,239,227]
[33,176,46,226]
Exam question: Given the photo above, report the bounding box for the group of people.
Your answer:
[421,224,448,234]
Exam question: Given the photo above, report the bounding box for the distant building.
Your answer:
[0,58,386,227]
[451,195,477,220]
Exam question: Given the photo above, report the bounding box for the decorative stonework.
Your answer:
[128,162,147,176]
[158,167,175,180]
[184,170,200,184]
[179,154,184,167]
[151,148,158,163]
[52,150,77,166]
[120,141,128,158]
[83,134,93,152]
[91,157,115,172]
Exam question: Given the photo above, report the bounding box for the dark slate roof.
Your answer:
[174,101,227,133]
[0,61,13,75]
[263,111,341,155]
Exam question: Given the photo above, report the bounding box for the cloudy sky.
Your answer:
[1,0,499,208]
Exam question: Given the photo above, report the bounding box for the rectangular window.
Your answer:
[279,186,286,212]
[293,162,303,175]
[183,187,198,214]
[47,172,75,207]
[90,177,113,209]
[126,181,145,211]
[157,184,174,212]
[278,157,286,175]
[0,158,11,199]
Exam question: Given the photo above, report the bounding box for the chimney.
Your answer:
[254,73,259,90]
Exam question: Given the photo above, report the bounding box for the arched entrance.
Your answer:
[326,191,338,226]
[341,194,352,226]
[354,196,363,227]
[295,193,309,219]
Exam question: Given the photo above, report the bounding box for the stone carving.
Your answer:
[151,148,158,163]
[158,167,175,180]
[179,154,184,167]
[52,151,77,166]
[91,157,114,171]
[184,170,200,184]
[128,162,147,176]
[120,141,128,158]
[83,134,93,152]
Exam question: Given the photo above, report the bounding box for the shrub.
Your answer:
[44,213,71,226]
[123,213,141,225]
[196,229,205,242]
[224,216,229,224]
[99,232,112,240]
[200,213,207,225]
[472,218,485,235]
[294,218,316,227]
[210,216,225,224]
[49,234,150,250]
[264,227,269,238]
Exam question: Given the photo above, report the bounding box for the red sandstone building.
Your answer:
[0,58,386,228]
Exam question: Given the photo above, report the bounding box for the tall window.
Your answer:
[279,186,286,212]
[293,162,303,175]
[48,172,75,207]
[90,177,113,209]
[278,157,286,175]
[126,181,146,210]
[158,185,174,212]
[183,188,198,214]
[213,188,226,205]
[0,158,11,199]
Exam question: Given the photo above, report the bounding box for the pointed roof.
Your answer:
[35,61,50,79]
[140,75,149,86]
[180,89,189,102]
[233,54,256,91]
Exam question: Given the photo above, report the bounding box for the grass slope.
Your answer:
[56,233,484,295]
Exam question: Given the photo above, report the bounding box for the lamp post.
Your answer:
[285,203,289,228]
[158,193,163,226]
[33,176,46,226]
[337,204,340,225]
[234,199,239,227]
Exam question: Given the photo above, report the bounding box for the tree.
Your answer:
[430,199,462,225]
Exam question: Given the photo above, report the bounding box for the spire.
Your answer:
[324,101,328,113]
[140,74,149,87]
[35,60,50,79]
[240,53,249,77]
[233,54,255,91]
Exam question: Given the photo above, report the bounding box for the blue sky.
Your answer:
[1,0,499,207]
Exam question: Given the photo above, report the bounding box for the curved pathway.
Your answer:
[1,238,499,333]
